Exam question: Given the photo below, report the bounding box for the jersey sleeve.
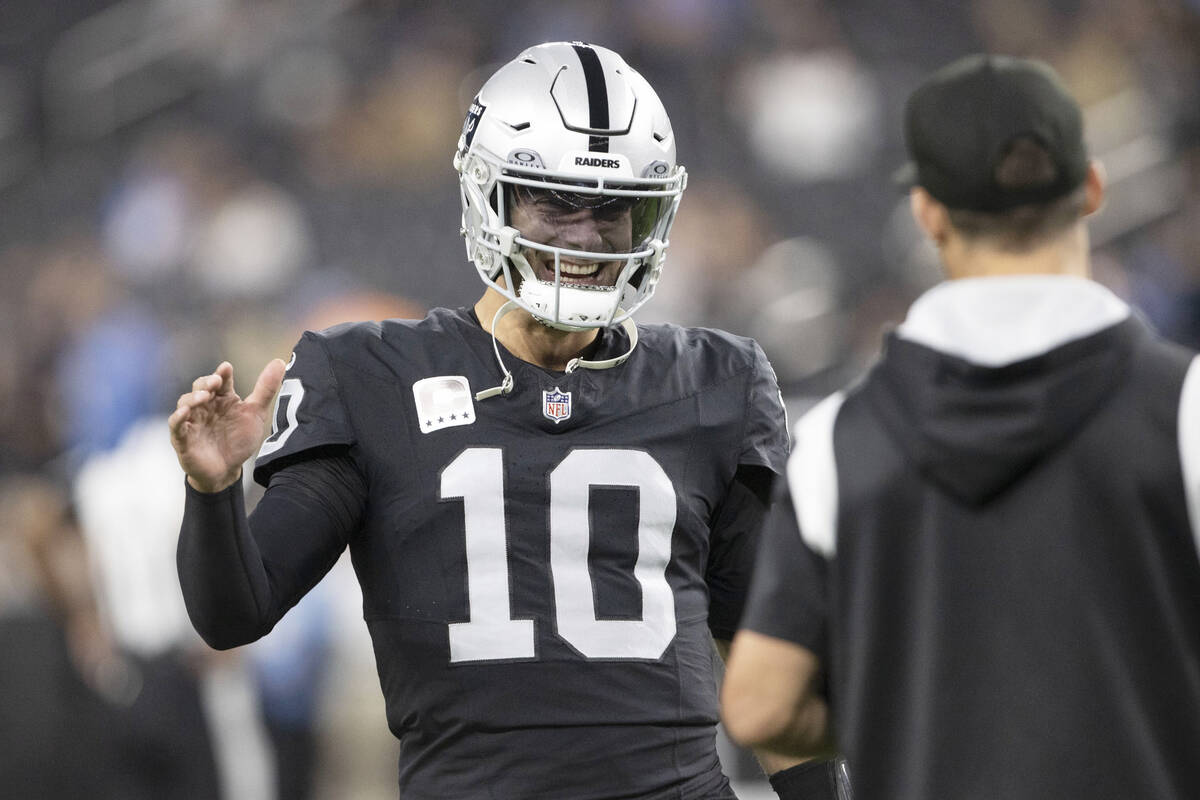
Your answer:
[739,341,789,474]
[738,477,829,657]
[254,331,356,486]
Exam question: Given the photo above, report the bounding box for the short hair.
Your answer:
[946,136,1088,251]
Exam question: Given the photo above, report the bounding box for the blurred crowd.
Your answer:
[1,1,1197,798]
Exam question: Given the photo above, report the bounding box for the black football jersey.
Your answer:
[253,307,787,800]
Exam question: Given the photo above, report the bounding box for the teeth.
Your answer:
[558,261,600,277]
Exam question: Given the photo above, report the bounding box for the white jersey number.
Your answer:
[258,378,304,458]
[440,447,678,663]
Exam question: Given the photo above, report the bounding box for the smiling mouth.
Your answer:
[533,257,616,287]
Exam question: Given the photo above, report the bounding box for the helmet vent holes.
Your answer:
[509,122,531,131]
[521,58,536,64]
[652,132,666,143]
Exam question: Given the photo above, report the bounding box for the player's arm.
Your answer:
[177,452,362,649]
[170,359,362,649]
[710,345,848,797]
[707,465,841,799]
[720,479,835,759]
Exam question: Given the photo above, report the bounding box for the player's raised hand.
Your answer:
[168,359,287,493]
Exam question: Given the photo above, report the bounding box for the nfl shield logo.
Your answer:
[542,387,572,424]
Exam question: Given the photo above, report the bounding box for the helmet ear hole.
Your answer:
[628,263,647,290]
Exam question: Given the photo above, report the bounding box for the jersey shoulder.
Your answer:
[631,323,788,472]
[307,307,476,380]
[254,309,475,485]
[634,321,767,386]
[312,307,467,355]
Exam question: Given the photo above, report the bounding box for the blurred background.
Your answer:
[1,1,1197,798]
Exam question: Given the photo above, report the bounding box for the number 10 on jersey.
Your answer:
[440,448,678,663]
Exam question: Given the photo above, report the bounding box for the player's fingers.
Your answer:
[213,361,236,396]
[245,358,287,412]
[167,405,193,443]
[192,372,222,393]
[176,389,212,410]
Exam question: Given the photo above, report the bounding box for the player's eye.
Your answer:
[513,185,634,216]
[541,192,585,213]
[593,198,636,220]
[513,186,569,213]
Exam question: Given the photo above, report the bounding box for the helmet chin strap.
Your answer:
[475,301,519,401]
[474,301,640,402]
[564,319,638,372]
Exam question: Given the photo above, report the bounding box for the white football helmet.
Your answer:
[453,42,687,331]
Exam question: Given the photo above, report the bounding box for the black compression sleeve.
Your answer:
[177,479,271,649]
[739,479,829,657]
[177,454,365,650]
[706,464,776,641]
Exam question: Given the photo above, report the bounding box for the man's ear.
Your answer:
[1082,160,1106,217]
[910,187,949,246]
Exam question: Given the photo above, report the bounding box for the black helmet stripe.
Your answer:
[571,43,610,152]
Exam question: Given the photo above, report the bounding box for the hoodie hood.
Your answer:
[865,276,1136,504]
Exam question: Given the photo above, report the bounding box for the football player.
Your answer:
[171,42,827,799]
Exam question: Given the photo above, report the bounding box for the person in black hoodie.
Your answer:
[720,53,1200,800]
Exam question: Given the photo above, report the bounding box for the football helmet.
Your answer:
[454,42,686,331]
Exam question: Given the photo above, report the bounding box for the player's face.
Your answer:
[508,186,635,288]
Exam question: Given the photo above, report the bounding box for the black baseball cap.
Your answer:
[895,54,1089,212]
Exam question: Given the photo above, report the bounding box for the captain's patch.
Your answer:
[414,376,476,434]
